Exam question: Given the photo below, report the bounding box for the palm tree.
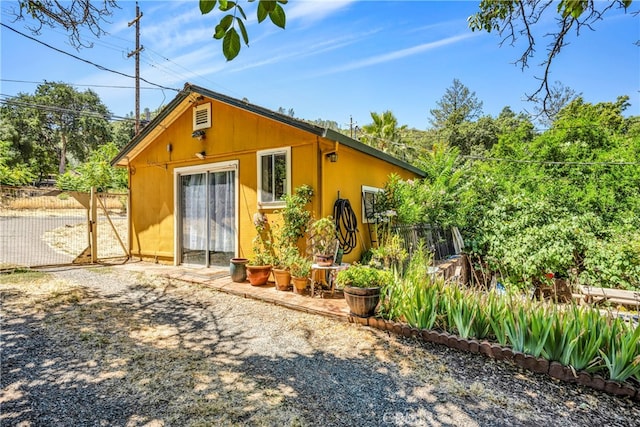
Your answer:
[361,110,406,151]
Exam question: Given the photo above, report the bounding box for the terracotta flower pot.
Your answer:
[314,254,334,267]
[246,265,272,286]
[273,268,291,291]
[292,276,308,295]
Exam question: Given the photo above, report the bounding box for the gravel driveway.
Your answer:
[1,266,639,426]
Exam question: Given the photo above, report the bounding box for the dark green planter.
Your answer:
[230,258,249,282]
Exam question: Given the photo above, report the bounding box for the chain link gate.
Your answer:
[0,186,129,269]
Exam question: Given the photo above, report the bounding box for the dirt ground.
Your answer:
[1,266,639,427]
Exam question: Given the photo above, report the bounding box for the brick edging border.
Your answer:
[349,315,640,401]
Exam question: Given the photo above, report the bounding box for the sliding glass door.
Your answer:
[178,163,236,266]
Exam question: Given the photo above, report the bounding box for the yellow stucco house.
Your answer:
[112,83,425,267]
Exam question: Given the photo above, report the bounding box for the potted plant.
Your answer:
[247,213,275,286]
[308,216,338,266]
[290,254,312,295]
[272,185,314,291]
[280,184,314,245]
[336,264,393,317]
[272,245,297,291]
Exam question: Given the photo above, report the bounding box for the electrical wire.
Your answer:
[0,95,135,122]
[0,79,165,91]
[0,23,180,92]
[333,198,358,255]
[463,155,640,167]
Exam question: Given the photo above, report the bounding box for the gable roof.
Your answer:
[111,83,425,177]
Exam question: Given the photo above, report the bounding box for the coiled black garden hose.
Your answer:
[333,198,358,255]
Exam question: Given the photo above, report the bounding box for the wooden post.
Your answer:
[90,187,98,263]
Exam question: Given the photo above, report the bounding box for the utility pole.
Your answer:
[128,2,144,134]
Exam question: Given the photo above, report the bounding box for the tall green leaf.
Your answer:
[200,0,217,14]
[269,3,286,28]
[222,28,241,61]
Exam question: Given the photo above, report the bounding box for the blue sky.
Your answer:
[1,1,638,130]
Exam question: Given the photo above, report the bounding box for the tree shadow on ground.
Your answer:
[1,272,637,426]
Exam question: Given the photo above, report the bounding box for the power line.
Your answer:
[0,23,180,93]
[0,9,212,92]
[463,155,640,167]
[0,95,135,122]
[0,79,165,91]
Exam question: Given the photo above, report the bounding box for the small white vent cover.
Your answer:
[193,102,212,130]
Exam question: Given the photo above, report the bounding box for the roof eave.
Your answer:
[111,83,426,178]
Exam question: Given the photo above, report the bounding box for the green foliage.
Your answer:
[110,116,136,149]
[580,230,640,290]
[308,216,338,256]
[542,310,571,362]
[383,269,640,381]
[336,264,393,289]
[445,286,478,339]
[1,82,111,177]
[278,184,314,244]
[250,212,276,266]
[56,142,127,191]
[396,278,441,330]
[0,164,35,186]
[429,79,483,129]
[289,254,311,278]
[0,136,35,185]
[501,298,559,358]
[560,306,606,372]
[271,184,314,268]
[383,143,468,228]
[369,233,408,275]
[380,246,441,327]
[600,320,640,382]
[359,110,410,159]
[201,0,287,60]
[466,291,493,340]
[486,293,509,345]
[464,96,640,291]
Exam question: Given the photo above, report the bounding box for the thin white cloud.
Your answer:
[287,0,356,25]
[314,32,479,76]
[227,28,382,73]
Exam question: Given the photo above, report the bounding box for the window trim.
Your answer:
[361,185,384,224]
[256,147,291,209]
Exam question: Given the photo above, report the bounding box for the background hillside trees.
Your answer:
[0,82,111,176]
[0,83,132,189]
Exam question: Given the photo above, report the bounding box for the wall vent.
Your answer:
[193,102,212,130]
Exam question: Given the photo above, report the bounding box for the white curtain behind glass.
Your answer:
[182,173,207,251]
[209,170,235,252]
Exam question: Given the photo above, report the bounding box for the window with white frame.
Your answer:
[257,147,291,208]
[361,185,385,223]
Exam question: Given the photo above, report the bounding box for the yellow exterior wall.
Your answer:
[318,141,418,264]
[126,94,421,266]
